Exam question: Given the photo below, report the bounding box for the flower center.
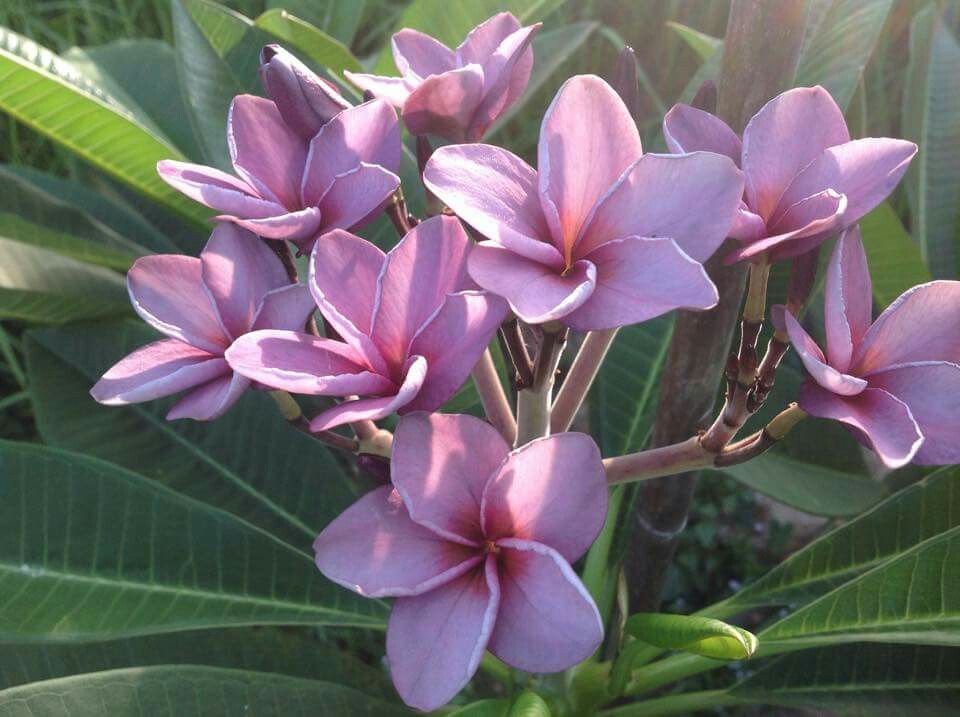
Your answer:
[483,539,500,556]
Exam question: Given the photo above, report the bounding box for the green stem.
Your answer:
[599,689,738,716]
[623,653,722,697]
[0,390,28,412]
[515,326,566,446]
[0,325,26,390]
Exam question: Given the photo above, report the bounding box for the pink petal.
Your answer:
[774,138,917,228]
[663,103,742,163]
[867,361,960,465]
[387,556,499,712]
[228,95,306,209]
[783,310,867,396]
[392,412,511,543]
[455,12,521,65]
[402,64,485,142]
[371,215,474,369]
[404,291,510,413]
[222,207,323,242]
[165,371,250,421]
[250,284,317,332]
[741,86,850,220]
[824,227,872,372]
[309,229,388,372]
[468,243,596,325]
[225,329,393,396]
[482,433,606,563]
[575,152,744,262]
[315,163,399,235]
[127,255,231,354]
[308,355,427,431]
[488,539,603,672]
[853,281,960,374]
[563,237,718,332]
[200,223,289,338]
[392,28,456,81]
[799,382,922,468]
[157,160,279,217]
[314,485,481,598]
[730,205,765,242]
[469,23,539,141]
[301,100,401,206]
[423,143,558,266]
[90,339,227,405]
[538,75,643,259]
[343,71,412,107]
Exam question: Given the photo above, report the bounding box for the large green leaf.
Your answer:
[709,466,960,616]
[860,201,932,307]
[0,441,384,642]
[25,322,362,552]
[666,21,722,62]
[0,627,392,698]
[902,7,960,277]
[0,666,407,716]
[265,0,366,46]
[731,643,960,714]
[254,10,362,75]
[0,27,208,226]
[0,239,130,324]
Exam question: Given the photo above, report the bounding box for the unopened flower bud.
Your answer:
[611,46,641,122]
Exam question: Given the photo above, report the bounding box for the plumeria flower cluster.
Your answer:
[89,11,954,712]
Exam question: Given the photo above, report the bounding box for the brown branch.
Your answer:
[500,318,534,390]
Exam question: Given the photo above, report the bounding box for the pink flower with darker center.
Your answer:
[346,12,540,142]
[663,86,917,263]
[314,412,607,711]
[423,74,745,330]
[778,227,960,467]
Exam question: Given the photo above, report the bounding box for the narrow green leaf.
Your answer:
[0,441,384,641]
[860,201,932,307]
[902,7,960,277]
[509,690,551,717]
[0,27,207,225]
[254,10,362,74]
[731,643,960,713]
[666,21,721,62]
[266,0,366,46]
[625,614,758,661]
[25,322,362,552]
[0,666,408,716]
[713,465,960,615]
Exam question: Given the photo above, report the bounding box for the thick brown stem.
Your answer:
[269,391,359,453]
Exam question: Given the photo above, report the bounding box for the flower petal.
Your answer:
[157,160,278,217]
[455,12,521,65]
[563,236,718,331]
[251,284,317,332]
[314,485,481,598]
[663,103,742,163]
[867,361,960,465]
[783,309,867,396]
[538,75,643,257]
[301,100,402,206]
[127,255,231,354]
[576,152,744,262]
[225,329,392,396]
[799,382,922,468]
[488,538,603,673]
[730,205,765,242]
[405,291,510,413]
[824,227,872,372]
[228,95,306,209]
[392,28,456,81]
[469,23,539,140]
[402,64,485,142]
[468,243,595,325]
[308,355,427,431]
[165,371,250,421]
[222,207,323,241]
[774,138,917,228]
[481,433,606,563]
[343,71,412,107]
[423,143,558,266]
[371,215,474,369]
[741,86,850,220]
[392,412,512,543]
[853,281,960,373]
[314,163,399,238]
[200,223,289,338]
[387,556,499,712]
[90,339,227,405]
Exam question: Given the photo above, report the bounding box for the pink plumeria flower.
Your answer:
[315,412,607,711]
[346,12,540,142]
[778,227,960,468]
[91,225,315,421]
[158,93,401,251]
[225,216,508,431]
[664,86,917,263]
[422,74,744,330]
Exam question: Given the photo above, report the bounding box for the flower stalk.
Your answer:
[269,391,360,453]
[472,348,517,444]
[551,328,619,433]
[515,324,567,445]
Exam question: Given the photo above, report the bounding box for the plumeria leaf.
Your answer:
[448,700,511,717]
[624,613,758,661]
[264,0,366,46]
[860,202,932,306]
[666,21,721,61]
[253,10,363,75]
[0,666,408,716]
[508,690,552,717]
[0,441,384,642]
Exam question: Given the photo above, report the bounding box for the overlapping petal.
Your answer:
[157,160,278,217]
[663,103,742,162]
[392,28,456,81]
[165,371,250,421]
[824,228,872,372]
[456,12,520,65]
[313,163,399,238]
[402,64,486,142]
[783,310,867,396]
[250,284,316,332]
[222,207,323,241]
[470,23,539,139]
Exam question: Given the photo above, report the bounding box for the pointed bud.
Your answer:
[611,46,641,122]
[259,44,351,138]
[691,79,718,114]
